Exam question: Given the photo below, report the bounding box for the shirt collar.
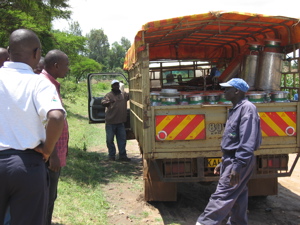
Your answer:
[232,98,247,110]
[3,61,34,72]
[41,69,60,90]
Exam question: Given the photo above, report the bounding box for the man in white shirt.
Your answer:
[0,29,65,225]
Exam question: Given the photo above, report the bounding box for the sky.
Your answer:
[53,0,300,45]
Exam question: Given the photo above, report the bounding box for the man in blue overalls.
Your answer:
[196,78,262,225]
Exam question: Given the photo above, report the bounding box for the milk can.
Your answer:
[263,39,281,53]
[255,52,283,91]
[241,43,260,90]
[255,39,283,91]
[179,92,190,105]
[150,92,161,106]
[160,97,179,106]
[246,91,267,103]
[188,94,204,105]
[204,92,220,104]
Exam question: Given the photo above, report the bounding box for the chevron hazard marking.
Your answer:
[155,114,205,140]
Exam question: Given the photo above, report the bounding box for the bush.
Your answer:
[60,79,88,102]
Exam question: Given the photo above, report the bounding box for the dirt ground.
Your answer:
[100,140,300,225]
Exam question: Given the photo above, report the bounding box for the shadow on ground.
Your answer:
[60,147,142,187]
[149,182,300,225]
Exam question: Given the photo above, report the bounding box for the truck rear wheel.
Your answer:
[143,158,177,201]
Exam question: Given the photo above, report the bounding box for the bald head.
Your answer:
[0,47,9,67]
[8,29,41,69]
[44,49,69,79]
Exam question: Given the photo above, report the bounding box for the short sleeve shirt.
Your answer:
[0,62,65,150]
[42,70,69,167]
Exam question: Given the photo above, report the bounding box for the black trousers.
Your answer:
[0,149,49,225]
[45,165,61,225]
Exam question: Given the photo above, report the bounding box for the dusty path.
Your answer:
[100,140,300,225]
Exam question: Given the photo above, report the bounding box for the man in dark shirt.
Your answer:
[196,78,262,225]
[101,80,130,161]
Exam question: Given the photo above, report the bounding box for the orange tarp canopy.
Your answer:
[124,11,300,70]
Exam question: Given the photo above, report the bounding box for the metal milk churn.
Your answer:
[255,39,283,91]
[240,43,261,90]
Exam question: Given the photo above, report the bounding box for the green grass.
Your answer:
[54,147,140,225]
[52,82,141,225]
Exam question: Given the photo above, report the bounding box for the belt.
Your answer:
[222,149,236,157]
[0,149,36,155]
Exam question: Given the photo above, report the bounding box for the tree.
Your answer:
[120,37,131,51]
[0,0,71,51]
[108,42,125,71]
[51,29,101,82]
[52,30,87,60]
[69,21,82,36]
[70,55,102,82]
[0,1,70,32]
[86,29,110,70]
[108,37,131,72]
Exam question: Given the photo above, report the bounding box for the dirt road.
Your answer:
[102,141,300,225]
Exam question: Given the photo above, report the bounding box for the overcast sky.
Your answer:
[53,0,300,45]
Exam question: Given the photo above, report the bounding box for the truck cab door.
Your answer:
[87,73,135,139]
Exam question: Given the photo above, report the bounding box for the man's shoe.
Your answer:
[108,156,115,161]
[119,156,131,161]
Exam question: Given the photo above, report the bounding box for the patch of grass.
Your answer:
[142,211,149,217]
[54,148,141,224]
[53,93,142,225]
[155,217,163,222]
[63,95,106,150]
[54,180,108,225]
[62,148,140,186]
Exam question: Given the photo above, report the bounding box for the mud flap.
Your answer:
[143,158,177,201]
[248,177,278,196]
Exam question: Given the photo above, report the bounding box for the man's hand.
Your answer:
[102,99,115,107]
[48,150,61,172]
[34,144,51,162]
[214,163,221,175]
[230,169,240,186]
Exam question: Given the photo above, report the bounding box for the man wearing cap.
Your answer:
[101,80,130,161]
[196,78,262,225]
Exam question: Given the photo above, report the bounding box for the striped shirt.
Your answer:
[41,70,69,167]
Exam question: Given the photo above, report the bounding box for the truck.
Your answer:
[88,11,300,201]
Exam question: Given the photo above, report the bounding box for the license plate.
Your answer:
[207,158,222,168]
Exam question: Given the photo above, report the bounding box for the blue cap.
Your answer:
[220,78,249,92]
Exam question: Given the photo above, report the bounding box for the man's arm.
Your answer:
[231,106,260,186]
[101,94,114,107]
[48,147,61,172]
[34,109,65,161]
